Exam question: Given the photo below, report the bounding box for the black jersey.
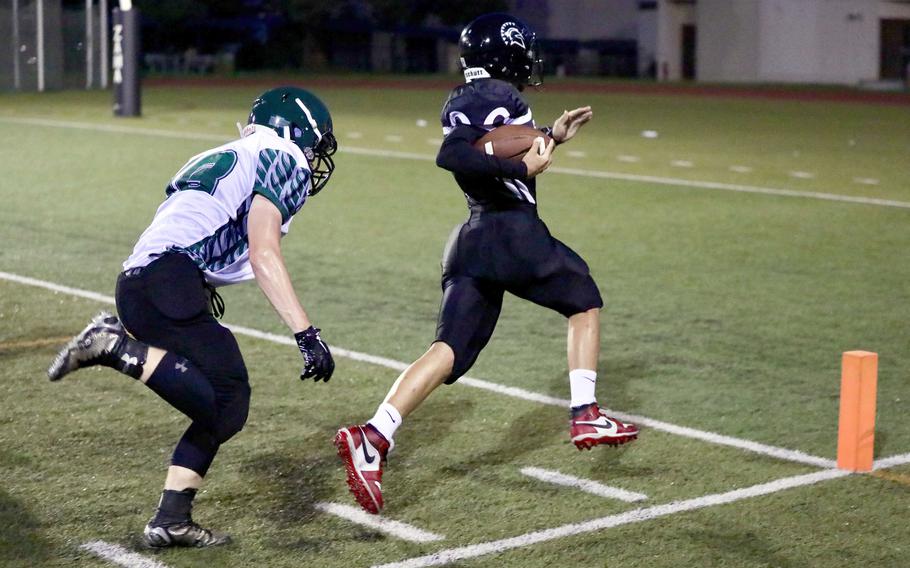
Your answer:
[437,78,538,211]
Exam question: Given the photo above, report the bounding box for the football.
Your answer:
[474,124,552,161]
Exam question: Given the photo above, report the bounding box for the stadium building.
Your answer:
[524,0,910,85]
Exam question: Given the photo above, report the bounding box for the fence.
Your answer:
[1,0,107,91]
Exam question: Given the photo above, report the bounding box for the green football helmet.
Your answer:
[248,86,337,195]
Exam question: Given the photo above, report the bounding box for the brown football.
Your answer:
[474,124,552,161]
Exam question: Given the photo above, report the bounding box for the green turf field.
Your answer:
[1,78,909,568]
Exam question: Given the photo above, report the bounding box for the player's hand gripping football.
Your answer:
[551,106,593,144]
[521,136,556,178]
[295,326,335,382]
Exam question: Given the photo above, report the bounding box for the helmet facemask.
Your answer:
[306,131,336,196]
[527,39,544,88]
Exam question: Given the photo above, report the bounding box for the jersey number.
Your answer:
[168,150,238,195]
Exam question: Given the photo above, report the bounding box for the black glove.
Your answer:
[295,326,334,382]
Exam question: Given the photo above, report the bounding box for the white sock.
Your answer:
[367,402,402,444]
[569,369,597,408]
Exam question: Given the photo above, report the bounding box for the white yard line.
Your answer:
[0,270,835,469]
[372,468,851,568]
[458,376,836,469]
[80,541,170,568]
[520,467,647,502]
[873,452,910,470]
[371,451,910,568]
[0,116,228,142]
[549,166,910,210]
[315,502,444,542]
[0,116,906,210]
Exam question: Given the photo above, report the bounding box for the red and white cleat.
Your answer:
[570,403,639,450]
[333,424,390,514]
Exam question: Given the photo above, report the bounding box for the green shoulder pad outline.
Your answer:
[167,149,239,196]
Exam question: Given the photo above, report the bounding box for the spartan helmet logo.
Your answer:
[500,22,526,49]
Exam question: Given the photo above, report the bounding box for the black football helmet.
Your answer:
[248,87,337,195]
[459,13,543,89]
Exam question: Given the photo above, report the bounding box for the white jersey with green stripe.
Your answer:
[123,126,311,286]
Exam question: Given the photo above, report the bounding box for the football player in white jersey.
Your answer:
[48,87,337,548]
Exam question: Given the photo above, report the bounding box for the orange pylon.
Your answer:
[837,351,878,471]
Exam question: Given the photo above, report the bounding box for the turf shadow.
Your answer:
[0,490,52,568]
[438,404,554,477]
[686,528,809,568]
[240,448,337,525]
[239,445,391,551]
[375,394,476,509]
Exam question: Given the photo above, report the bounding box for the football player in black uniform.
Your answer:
[334,13,638,515]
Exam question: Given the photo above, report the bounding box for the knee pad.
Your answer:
[214,381,251,444]
[447,344,480,384]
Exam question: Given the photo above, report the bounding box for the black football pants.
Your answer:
[115,253,250,476]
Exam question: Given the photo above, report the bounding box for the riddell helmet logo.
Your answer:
[500,22,526,49]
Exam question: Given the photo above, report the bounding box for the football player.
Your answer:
[47,87,337,547]
[334,13,638,515]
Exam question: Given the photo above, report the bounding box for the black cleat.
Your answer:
[47,311,127,381]
[143,520,232,548]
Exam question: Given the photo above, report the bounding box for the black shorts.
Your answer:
[435,207,603,382]
[115,253,250,417]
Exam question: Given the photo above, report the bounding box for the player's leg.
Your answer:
[567,307,600,407]
[508,238,638,449]
[335,275,504,514]
[138,306,249,548]
[48,261,224,429]
[383,341,454,417]
[48,254,242,546]
[47,309,164,381]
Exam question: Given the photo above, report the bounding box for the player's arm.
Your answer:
[248,195,334,381]
[436,125,553,179]
[436,125,530,178]
[248,195,310,332]
[549,106,593,144]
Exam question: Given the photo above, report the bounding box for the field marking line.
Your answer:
[0,270,836,469]
[371,468,852,568]
[520,466,648,502]
[1,116,908,210]
[548,166,910,210]
[0,116,228,142]
[80,540,171,568]
[458,376,837,469]
[315,502,445,543]
[873,451,910,470]
[0,336,72,350]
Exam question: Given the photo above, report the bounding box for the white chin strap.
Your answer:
[463,67,491,82]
